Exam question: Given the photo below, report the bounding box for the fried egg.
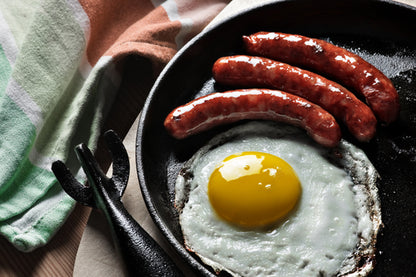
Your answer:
[175,121,381,277]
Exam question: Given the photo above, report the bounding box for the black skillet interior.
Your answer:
[136,0,416,276]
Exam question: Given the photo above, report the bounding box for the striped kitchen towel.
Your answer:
[0,0,229,252]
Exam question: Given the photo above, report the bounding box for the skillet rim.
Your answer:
[136,0,416,275]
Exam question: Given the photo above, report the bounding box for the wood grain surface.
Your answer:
[0,205,90,277]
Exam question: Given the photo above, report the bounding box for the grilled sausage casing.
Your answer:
[243,32,400,124]
[164,89,341,147]
[213,55,377,142]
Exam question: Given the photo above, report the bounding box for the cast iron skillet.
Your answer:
[137,0,416,276]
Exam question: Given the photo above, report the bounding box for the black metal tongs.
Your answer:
[51,130,183,277]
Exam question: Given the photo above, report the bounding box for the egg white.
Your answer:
[175,121,381,277]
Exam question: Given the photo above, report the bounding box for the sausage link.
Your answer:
[243,32,400,124]
[164,89,341,147]
[212,55,377,142]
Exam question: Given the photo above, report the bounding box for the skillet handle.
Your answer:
[52,130,183,277]
[102,198,184,277]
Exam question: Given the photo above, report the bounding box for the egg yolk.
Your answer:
[208,151,301,227]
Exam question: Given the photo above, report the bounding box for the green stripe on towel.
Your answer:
[0,0,119,252]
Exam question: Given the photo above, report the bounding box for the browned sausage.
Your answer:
[243,32,400,124]
[212,55,377,142]
[164,89,341,147]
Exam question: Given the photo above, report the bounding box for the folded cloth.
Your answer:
[0,0,229,252]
